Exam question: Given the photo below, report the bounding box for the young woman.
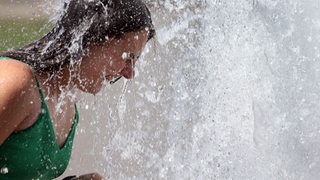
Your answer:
[0,0,155,179]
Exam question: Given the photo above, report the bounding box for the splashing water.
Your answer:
[3,0,320,179]
[64,0,320,179]
[117,79,131,124]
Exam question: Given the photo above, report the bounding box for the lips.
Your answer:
[109,76,122,84]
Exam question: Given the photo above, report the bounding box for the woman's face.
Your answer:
[77,30,149,94]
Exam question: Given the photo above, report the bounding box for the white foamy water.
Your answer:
[8,0,320,179]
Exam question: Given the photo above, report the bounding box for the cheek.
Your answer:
[78,63,103,83]
[105,56,126,74]
[76,63,104,94]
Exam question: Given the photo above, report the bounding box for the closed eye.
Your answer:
[110,77,122,84]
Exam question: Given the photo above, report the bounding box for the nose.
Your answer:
[120,67,135,79]
[120,60,135,79]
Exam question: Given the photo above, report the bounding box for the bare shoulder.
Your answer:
[0,60,37,99]
[0,59,34,83]
[0,60,41,144]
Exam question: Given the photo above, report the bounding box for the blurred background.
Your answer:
[2,0,320,179]
[0,0,55,53]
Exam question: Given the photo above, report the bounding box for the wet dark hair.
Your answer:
[1,0,155,72]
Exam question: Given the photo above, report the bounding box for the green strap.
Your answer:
[0,57,10,60]
[33,74,46,101]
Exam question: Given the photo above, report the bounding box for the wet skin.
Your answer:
[41,30,149,146]
[0,30,149,147]
[76,30,149,94]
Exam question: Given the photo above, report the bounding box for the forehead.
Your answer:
[111,30,149,46]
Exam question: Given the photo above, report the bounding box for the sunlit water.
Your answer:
[3,0,320,179]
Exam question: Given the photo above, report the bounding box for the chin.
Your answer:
[87,88,101,95]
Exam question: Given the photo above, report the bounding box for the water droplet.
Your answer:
[0,167,9,174]
[121,52,129,59]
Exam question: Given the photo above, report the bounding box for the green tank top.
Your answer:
[0,57,79,179]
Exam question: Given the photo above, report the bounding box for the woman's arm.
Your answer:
[0,60,40,145]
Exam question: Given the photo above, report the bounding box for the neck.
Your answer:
[36,65,76,101]
[35,66,78,126]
